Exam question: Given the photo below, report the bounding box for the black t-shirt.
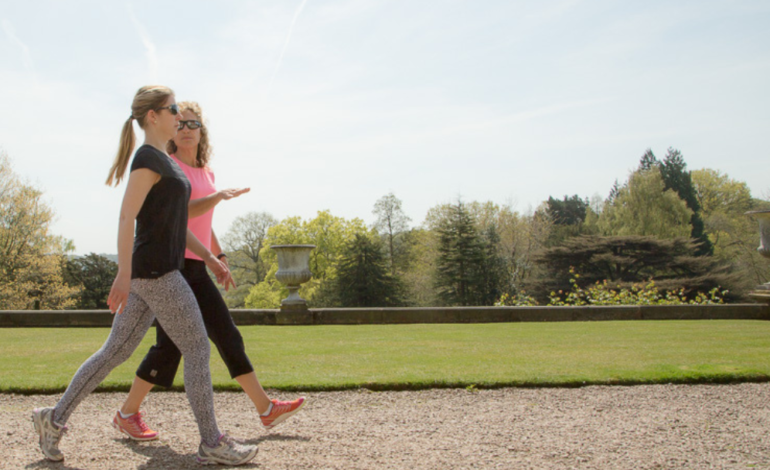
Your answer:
[129,145,191,279]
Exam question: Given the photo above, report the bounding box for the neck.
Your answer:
[143,129,170,154]
[175,147,198,167]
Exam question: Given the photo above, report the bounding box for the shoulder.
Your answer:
[131,145,166,171]
[202,165,216,182]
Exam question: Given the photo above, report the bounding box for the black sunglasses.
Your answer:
[156,104,180,115]
[178,120,202,130]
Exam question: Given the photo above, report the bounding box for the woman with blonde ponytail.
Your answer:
[115,101,305,442]
[31,86,258,466]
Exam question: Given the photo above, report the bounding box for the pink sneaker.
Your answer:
[112,411,159,441]
[260,397,306,430]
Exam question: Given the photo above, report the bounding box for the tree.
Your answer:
[399,228,440,306]
[477,224,509,305]
[544,194,597,247]
[598,169,693,239]
[546,195,588,226]
[221,211,277,307]
[638,148,659,171]
[421,200,552,302]
[0,151,80,309]
[327,233,405,307]
[244,211,370,308]
[607,179,621,203]
[692,169,769,289]
[692,168,753,216]
[64,253,118,309]
[533,235,741,303]
[372,192,411,276]
[659,148,711,254]
[433,201,491,306]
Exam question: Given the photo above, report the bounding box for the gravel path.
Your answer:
[3,383,770,469]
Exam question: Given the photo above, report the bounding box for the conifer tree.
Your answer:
[330,233,405,307]
[434,201,488,306]
[638,148,659,171]
[546,195,589,226]
[660,148,712,254]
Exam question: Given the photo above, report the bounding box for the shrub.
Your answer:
[547,268,727,306]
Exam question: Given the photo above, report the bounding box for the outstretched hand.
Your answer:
[219,188,250,201]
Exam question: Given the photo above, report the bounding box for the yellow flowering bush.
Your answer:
[547,268,727,306]
[495,267,728,307]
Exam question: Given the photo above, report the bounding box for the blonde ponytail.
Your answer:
[106,116,136,186]
[105,85,174,186]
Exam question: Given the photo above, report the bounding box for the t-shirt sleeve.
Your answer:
[130,148,164,175]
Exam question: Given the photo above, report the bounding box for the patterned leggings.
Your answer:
[53,270,221,445]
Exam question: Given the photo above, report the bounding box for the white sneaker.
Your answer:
[196,432,258,466]
[32,407,66,462]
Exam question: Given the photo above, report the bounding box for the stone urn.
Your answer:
[746,210,770,298]
[271,244,316,310]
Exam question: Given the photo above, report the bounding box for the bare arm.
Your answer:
[186,228,233,290]
[107,168,159,314]
[210,229,236,290]
[188,187,251,218]
[211,229,223,257]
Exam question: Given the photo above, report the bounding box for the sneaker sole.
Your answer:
[112,419,159,441]
[263,398,307,430]
[31,409,64,462]
[196,446,258,466]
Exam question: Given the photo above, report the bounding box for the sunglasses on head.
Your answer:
[156,103,180,115]
[178,120,202,130]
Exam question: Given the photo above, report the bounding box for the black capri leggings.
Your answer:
[136,259,254,388]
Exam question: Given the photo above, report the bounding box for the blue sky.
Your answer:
[1,0,768,255]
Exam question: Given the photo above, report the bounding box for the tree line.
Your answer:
[222,148,768,308]
[1,147,767,310]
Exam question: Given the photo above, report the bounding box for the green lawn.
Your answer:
[2,320,769,394]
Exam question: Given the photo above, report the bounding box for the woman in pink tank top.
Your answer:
[113,101,306,440]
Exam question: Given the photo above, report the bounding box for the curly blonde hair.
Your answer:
[166,101,212,168]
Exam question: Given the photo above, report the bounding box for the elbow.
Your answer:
[118,212,134,229]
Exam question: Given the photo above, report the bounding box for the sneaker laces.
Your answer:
[272,401,292,414]
[220,431,248,445]
[128,412,151,433]
[45,423,67,447]
[218,431,253,455]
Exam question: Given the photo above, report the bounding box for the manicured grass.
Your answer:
[2,320,770,394]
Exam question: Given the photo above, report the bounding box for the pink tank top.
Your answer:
[170,154,216,261]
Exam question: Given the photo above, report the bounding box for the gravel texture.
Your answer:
[3,383,770,469]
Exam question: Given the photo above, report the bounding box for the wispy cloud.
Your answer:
[2,19,35,74]
[267,0,309,94]
[126,2,158,82]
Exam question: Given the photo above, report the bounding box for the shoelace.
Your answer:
[128,413,151,433]
[45,423,67,446]
[272,401,292,414]
[220,432,248,446]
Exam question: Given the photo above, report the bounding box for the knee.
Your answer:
[110,343,139,366]
[181,334,210,360]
